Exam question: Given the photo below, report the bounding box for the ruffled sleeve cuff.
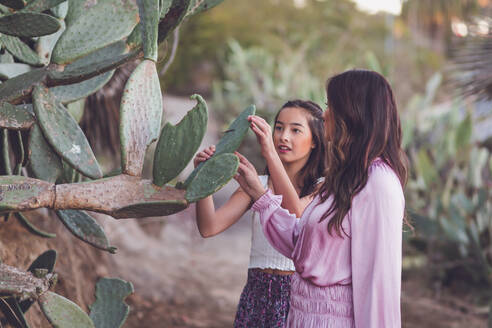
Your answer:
[252,189,282,212]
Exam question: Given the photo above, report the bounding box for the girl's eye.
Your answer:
[293,129,301,133]
[274,126,282,131]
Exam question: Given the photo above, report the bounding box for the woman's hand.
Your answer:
[248,115,276,160]
[234,152,266,201]
[193,145,215,168]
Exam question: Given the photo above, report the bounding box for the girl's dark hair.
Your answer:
[318,69,408,236]
[266,99,327,198]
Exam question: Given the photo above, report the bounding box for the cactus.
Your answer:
[119,59,162,176]
[153,94,208,186]
[89,278,134,328]
[0,0,248,326]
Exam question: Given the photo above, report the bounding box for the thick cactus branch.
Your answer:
[0,263,53,301]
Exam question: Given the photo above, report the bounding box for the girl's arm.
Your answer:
[248,115,303,217]
[194,146,252,238]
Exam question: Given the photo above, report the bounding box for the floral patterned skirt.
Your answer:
[233,269,292,328]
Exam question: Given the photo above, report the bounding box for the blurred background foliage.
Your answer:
[156,0,492,322]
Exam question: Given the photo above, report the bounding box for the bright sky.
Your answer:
[351,0,402,15]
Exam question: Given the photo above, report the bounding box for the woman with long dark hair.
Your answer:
[194,100,326,327]
[235,69,407,327]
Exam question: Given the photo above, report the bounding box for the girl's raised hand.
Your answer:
[234,152,266,201]
[193,145,215,168]
[248,115,276,159]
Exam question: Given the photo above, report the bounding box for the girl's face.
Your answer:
[273,107,315,165]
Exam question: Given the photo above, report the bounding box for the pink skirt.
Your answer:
[287,273,355,328]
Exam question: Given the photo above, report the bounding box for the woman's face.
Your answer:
[273,107,315,165]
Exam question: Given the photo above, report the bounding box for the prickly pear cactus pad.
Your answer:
[184,104,255,187]
[0,12,61,37]
[157,0,191,43]
[39,291,95,328]
[56,210,116,253]
[0,0,27,10]
[185,153,239,202]
[22,0,67,13]
[0,67,48,103]
[33,84,103,179]
[138,0,160,61]
[187,0,224,16]
[0,102,35,130]
[51,0,139,65]
[120,59,162,176]
[0,175,55,213]
[0,34,43,66]
[28,123,63,183]
[153,94,208,186]
[50,71,114,104]
[89,278,134,328]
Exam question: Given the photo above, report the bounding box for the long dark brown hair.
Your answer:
[318,69,408,236]
[266,99,327,198]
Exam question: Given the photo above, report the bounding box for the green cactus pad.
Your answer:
[36,19,65,65]
[0,12,61,38]
[18,250,57,313]
[50,0,68,18]
[56,210,116,253]
[51,71,114,104]
[0,0,26,9]
[0,63,31,80]
[22,0,66,13]
[48,48,139,86]
[39,291,95,328]
[0,67,48,103]
[66,98,85,123]
[187,0,223,16]
[120,60,162,176]
[51,0,139,65]
[28,123,63,183]
[138,0,159,61]
[0,175,54,213]
[0,102,35,130]
[153,94,208,186]
[89,278,133,328]
[185,153,239,202]
[113,199,187,218]
[0,297,30,328]
[0,35,43,66]
[33,85,102,179]
[0,52,15,63]
[157,0,191,43]
[15,212,57,238]
[184,104,255,187]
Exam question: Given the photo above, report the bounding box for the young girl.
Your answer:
[193,100,326,327]
[235,70,407,327]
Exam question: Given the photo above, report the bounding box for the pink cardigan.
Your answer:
[252,160,404,327]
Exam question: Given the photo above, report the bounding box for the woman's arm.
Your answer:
[194,146,252,238]
[351,165,404,327]
[248,115,303,217]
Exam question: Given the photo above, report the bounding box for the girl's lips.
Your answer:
[277,145,291,153]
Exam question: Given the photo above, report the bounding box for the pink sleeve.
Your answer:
[251,189,298,258]
[350,166,404,328]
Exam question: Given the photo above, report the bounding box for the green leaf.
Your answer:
[22,0,65,12]
[51,0,138,64]
[185,153,239,202]
[89,278,133,328]
[0,63,31,80]
[50,71,114,104]
[0,35,43,66]
[56,210,116,253]
[120,60,162,176]
[38,291,95,328]
[153,94,208,186]
[65,98,85,123]
[415,149,438,189]
[0,12,61,38]
[455,113,472,151]
[27,123,63,183]
[0,102,35,130]
[138,0,159,61]
[0,67,48,103]
[33,85,102,179]
[184,104,255,187]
